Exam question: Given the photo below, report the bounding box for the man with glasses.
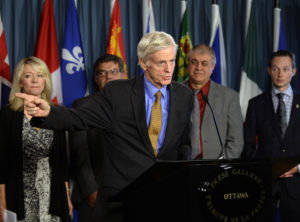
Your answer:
[93,54,124,91]
[185,44,243,160]
[243,50,300,222]
[17,31,193,222]
[70,54,124,222]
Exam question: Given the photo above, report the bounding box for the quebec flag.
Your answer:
[61,0,87,108]
[209,3,227,86]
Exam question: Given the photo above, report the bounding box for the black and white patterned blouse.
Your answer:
[20,115,60,222]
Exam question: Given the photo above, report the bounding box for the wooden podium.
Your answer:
[113,159,273,222]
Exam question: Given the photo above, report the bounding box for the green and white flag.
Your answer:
[239,0,262,120]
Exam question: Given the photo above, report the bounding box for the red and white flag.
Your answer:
[0,13,11,107]
[35,0,62,104]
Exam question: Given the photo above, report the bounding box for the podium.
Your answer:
[113,159,273,222]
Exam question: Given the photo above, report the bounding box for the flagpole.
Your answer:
[180,0,186,20]
[245,0,253,38]
[273,0,285,51]
[110,0,116,16]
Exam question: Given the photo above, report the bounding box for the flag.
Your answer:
[61,0,87,108]
[239,0,263,120]
[34,0,62,104]
[107,0,127,78]
[273,6,287,52]
[0,13,11,107]
[142,0,155,35]
[140,0,156,75]
[176,1,192,82]
[209,3,227,86]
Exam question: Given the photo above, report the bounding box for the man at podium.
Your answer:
[16,31,193,222]
[243,50,300,222]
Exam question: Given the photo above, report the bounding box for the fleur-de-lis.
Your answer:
[62,46,85,74]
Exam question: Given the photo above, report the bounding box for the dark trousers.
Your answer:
[91,195,123,222]
[272,179,300,222]
[77,202,94,222]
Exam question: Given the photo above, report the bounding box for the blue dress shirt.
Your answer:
[144,75,169,154]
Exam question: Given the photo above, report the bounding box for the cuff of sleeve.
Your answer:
[30,116,47,127]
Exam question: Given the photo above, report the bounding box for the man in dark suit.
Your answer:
[242,50,300,222]
[184,44,243,160]
[18,31,193,222]
[70,54,125,222]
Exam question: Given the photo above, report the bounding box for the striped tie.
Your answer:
[148,91,162,156]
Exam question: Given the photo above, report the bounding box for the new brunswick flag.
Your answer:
[107,0,127,78]
[176,7,192,82]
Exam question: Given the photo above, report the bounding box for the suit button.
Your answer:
[282,149,286,152]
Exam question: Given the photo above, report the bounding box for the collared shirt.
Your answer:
[271,84,293,125]
[271,85,300,172]
[144,75,170,154]
[188,80,211,158]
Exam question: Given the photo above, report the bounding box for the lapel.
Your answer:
[266,92,282,139]
[131,75,153,153]
[159,83,178,153]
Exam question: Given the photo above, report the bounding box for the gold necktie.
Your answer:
[148,91,162,157]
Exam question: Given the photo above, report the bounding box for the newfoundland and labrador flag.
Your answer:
[142,0,155,35]
[209,3,227,86]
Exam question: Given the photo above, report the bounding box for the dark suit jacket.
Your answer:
[32,74,193,199]
[69,95,103,202]
[242,91,300,198]
[0,106,70,221]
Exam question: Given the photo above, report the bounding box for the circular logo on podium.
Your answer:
[203,168,267,221]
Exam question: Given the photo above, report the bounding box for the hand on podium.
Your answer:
[279,165,299,178]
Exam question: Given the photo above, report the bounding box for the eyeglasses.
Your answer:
[95,69,120,77]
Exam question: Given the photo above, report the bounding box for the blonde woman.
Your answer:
[0,57,72,222]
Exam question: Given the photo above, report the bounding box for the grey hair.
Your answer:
[187,44,216,65]
[137,31,178,62]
